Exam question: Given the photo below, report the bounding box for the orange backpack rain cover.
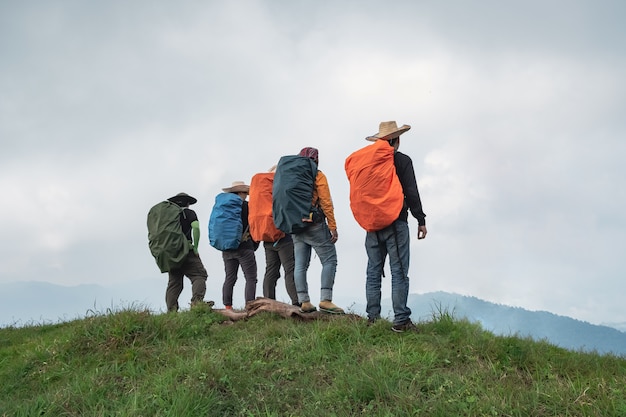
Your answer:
[248,172,286,243]
[345,140,404,232]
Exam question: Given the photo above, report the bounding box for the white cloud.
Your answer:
[1,0,625,325]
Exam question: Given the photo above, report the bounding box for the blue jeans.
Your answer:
[365,220,412,325]
[293,222,337,303]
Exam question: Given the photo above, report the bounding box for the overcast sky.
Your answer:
[1,1,625,327]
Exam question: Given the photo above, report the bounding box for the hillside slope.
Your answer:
[1,305,626,416]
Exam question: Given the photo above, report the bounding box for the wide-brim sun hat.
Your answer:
[222,181,250,194]
[167,192,197,205]
[366,121,411,142]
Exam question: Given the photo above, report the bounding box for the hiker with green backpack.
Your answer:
[345,121,427,332]
[147,192,210,312]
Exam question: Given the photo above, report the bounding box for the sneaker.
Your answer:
[391,320,418,333]
[318,300,345,314]
[367,317,377,326]
[299,301,317,313]
[225,305,233,310]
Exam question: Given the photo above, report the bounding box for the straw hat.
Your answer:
[222,181,250,194]
[366,121,411,142]
[167,192,197,205]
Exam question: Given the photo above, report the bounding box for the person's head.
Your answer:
[222,181,250,200]
[298,147,319,165]
[365,121,411,150]
[387,136,400,150]
[167,192,197,208]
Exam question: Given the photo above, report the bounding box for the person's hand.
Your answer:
[418,225,427,240]
[330,229,339,244]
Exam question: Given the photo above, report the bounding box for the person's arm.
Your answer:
[315,171,338,243]
[396,154,426,226]
[396,153,427,240]
[191,220,200,253]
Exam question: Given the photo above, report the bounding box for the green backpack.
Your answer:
[147,201,190,273]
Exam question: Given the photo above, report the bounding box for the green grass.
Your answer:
[1,304,625,416]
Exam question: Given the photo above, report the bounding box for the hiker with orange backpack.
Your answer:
[248,167,299,306]
[345,121,427,332]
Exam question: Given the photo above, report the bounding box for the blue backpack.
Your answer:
[272,155,318,234]
[209,193,243,251]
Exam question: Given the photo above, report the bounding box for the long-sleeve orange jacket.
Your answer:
[311,170,337,230]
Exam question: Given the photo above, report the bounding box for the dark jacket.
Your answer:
[394,151,426,226]
[179,208,198,242]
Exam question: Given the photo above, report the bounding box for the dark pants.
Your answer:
[222,248,257,307]
[263,237,298,305]
[166,252,208,312]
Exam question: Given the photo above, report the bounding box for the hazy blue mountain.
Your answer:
[350,291,626,356]
[601,321,626,333]
[381,291,626,356]
[0,280,165,327]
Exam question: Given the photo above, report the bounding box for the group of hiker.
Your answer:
[148,121,427,332]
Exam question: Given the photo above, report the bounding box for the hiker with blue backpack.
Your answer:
[345,121,427,332]
[147,192,211,312]
[273,147,345,315]
[209,181,258,310]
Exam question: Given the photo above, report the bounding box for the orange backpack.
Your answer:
[248,172,286,242]
[345,140,404,232]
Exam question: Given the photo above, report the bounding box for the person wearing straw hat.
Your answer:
[165,192,211,312]
[220,181,258,309]
[364,121,427,332]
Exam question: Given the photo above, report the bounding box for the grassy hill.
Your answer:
[1,304,625,416]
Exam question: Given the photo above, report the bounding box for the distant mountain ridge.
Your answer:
[1,281,110,327]
[0,281,164,327]
[2,282,624,357]
[404,292,626,356]
[345,291,626,356]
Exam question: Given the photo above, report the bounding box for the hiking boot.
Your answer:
[299,301,317,313]
[319,300,345,315]
[391,320,418,333]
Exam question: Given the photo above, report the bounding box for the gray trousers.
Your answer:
[166,252,208,312]
[262,237,298,305]
[222,248,257,307]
